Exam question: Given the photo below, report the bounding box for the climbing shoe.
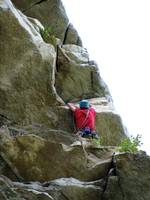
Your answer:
[92,133,99,140]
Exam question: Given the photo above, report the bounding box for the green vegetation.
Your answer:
[92,134,143,153]
[118,134,143,153]
[40,27,53,39]
[92,138,103,147]
[40,27,56,46]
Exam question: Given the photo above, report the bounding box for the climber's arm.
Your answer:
[67,103,77,112]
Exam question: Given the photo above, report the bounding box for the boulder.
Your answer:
[38,178,104,200]
[0,175,53,199]
[11,0,69,40]
[103,152,150,200]
[1,152,150,200]
[0,134,114,182]
[12,0,82,45]
[63,23,83,46]
[55,45,111,102]
[96,112,126,145]
[0,0,63,125]
[0,175,104,200]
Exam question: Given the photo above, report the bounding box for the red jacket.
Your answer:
[74,107,96,131]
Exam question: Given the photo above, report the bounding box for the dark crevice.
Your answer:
[0,114,16,127]
[76,36,82,46]
[62,23,82,46]
[22,0,48,13]
[57,45,71,64]
[0,114,9,120]
[101,152,125,200]
[111,152,117,175]
[0,153,24,182]
[56,45,60,72]
[54,45,71,104]
[91,71,94,89]
[62,23,70,45]
[101,152,116,198]
[76,36,80,45]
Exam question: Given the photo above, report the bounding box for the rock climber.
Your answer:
[67,99,99,139]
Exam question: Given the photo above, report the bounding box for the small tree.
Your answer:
[119,134,143,153]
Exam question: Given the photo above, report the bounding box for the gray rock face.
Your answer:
[63,23,83,46]
[0,175,103,200]
[11,0,82,45]
[0,0,63,125]
[0,175,54,199]
[55,45,110,102]
[11,0,69,41]
[0,1,150,200]
[102,152,150,200]
[96,111,126,146]
[0,136,150,200]
[0,134,114,182]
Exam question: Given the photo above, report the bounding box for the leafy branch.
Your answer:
[118,134,143,153]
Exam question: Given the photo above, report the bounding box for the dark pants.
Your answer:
[79,128,99,139]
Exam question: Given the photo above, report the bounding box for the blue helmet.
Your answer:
[79,100,90,109]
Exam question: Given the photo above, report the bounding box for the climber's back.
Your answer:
[67,100,98,139]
